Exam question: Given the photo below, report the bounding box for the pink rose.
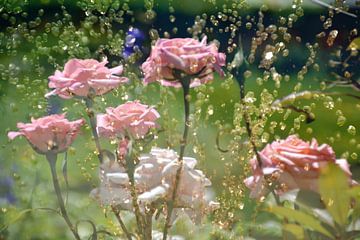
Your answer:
[244,135,354,198]
[8,114,84,154]
[46,58,129,99]
[141,37,226,88]
[96,100,160,139]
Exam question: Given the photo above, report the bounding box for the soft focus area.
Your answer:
[0,0,359,239]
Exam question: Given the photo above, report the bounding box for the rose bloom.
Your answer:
[8,114,84,154]
[90,148,174,210]
[244,135,355,199]
[96,100,160,139]
[90,158,133,210]
[141,37,226,88]
[46,58,129,99]
[160,151,220,223]
[91,148,218,223]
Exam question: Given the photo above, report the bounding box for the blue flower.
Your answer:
[0,175,16,205]
[123,27,145,59]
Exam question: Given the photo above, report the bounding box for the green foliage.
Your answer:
[319,163,351,228]
[267,205,333,238]
[268,164,360,240]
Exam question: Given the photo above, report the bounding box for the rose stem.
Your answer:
[162,77,191,240]
[84,97,103,163]
[84,97,131,237]
[46,153,81,240]
[111,206,133,240]
[144,208,154,240]
[124,139,145,238]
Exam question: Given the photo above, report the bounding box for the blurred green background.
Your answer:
[0,0,359,239]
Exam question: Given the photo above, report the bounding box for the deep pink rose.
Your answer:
[244,135,354,198]
[46,58,129,98]
[8,114,84,154]
[96,100,160,139]
[141,37,226,88]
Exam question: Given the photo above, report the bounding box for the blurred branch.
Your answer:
[216,130,230,153]
[232,35,262,167]
[311,0,358,18]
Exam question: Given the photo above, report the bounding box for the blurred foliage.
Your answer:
[0,0,359,239]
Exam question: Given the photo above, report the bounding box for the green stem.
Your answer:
[46,153,81,240]
[85,97,103,163]
[162,77,191,240]
[111,206,133,240]
[144,209,153,240]
[124,140,145,237]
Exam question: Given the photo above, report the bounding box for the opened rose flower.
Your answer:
[45,58,129,99]
[91,148,218,223]
[160,150,220,223]
[244,135,355,199]
[96,100,160,139]
[142,37,226,88]
[8,114,84,154]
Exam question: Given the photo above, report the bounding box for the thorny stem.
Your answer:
[162,77,191,240]
[85,97,103,163]
[111,206,133,240]
[46,153,81,240]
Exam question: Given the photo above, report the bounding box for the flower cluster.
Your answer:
[91,148,219,223]
[244,135,356,198]
[7,32,359,240]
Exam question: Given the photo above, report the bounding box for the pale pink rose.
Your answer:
[8,114,84,154]
[91,148,218,223]
[45,58,129,99]
[142,37,226,88]
[96,100,160,139]
[90,159,132,209]
[244,135,355,199]
[161,151,220,224]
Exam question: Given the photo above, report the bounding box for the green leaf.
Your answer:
[319,163,350,227]
[347,186,360,200]
[348,186,360,225]
[348,37,360,50]
[267,206,333,239]
[283,224,305,240]
[296,190,325,209]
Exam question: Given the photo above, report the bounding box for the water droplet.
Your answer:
[347,125,356,136]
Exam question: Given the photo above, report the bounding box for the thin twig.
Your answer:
[238,76,262,167]
[311,0,358,18]
[85,97,103,163]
